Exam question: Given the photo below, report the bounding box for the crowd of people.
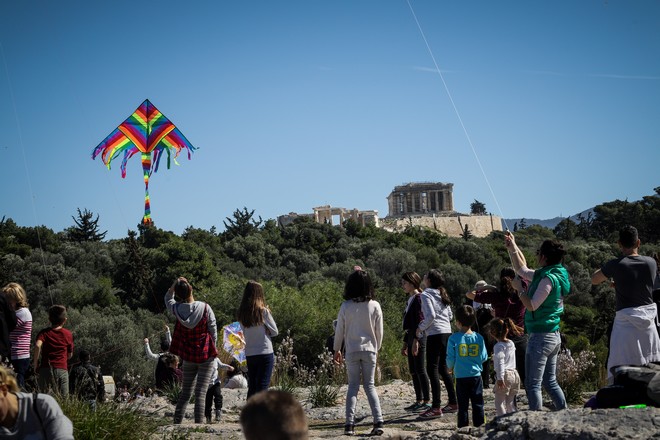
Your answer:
[383,225,658,434]
[0,224,658,438]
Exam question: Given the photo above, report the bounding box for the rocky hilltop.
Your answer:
[148,379,657,439]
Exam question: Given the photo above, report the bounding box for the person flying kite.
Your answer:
[92,99,196,225]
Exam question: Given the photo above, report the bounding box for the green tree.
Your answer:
[367,247,416,287]
[67,208,107,242]
[470,200,487,215]
[575,212,595,240]
[461,224,473,241]
[554,218,578,241]
[0,217,32,258]
[223,207,263,240]
[224,235,281,272]
[138,223,177,249]
[114,230,154,310]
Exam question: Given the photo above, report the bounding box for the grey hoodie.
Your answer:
[417,288,453,336]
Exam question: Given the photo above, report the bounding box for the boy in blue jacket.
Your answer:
[447,305,488,428]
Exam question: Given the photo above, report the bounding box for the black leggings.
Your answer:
[426,333,457,408]
[407,336,430,402]
[205,382,223,417]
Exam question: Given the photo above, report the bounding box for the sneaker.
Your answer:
[215,409,222,422]
[441,404,458,414]
[404,402,421,411]
[413,403,431,412]
[344,424,355,436]
[418,407,443,419]
[370,422,384,436]
[205,416,212,424]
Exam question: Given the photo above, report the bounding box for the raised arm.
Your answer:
[143,338,158,361]
[504,231,527,274]
[164,280,178,314]
[164,325,172,345]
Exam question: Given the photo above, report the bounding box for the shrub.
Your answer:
[308,352,341,408]
[272,332,299,394]
[59,398,160,440]
[556,349,597,404]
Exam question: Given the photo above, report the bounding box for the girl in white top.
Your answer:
[334,266,384,436]
[489,318,523,416]
[237,281,278,399]
[1,283,32,390]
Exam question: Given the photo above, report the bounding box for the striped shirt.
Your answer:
[10,308,32,360]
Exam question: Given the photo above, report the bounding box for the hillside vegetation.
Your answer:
[1,188,658,393]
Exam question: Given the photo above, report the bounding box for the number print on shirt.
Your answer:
[458,343,480,357]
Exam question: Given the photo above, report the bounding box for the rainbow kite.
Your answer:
[92,99,196,224]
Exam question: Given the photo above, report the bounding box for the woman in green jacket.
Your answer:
[505,232,569,411]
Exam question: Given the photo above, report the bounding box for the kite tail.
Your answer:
[141,153,153,225]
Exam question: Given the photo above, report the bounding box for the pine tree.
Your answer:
[67,208,107,242]
[470,200,487,215]
[114,230,154,309]
[223,207,263,239]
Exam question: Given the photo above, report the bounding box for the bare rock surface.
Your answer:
[139,380,660,439]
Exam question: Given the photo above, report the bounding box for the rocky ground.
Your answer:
[143,381,660,439]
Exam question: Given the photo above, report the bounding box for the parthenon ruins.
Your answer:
[277,205,379,228]
[386,182,454,217]
[276,181,502,238]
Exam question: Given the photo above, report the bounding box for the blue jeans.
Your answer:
[246,353,274,399]
[525,331,567,410]
[345,351,383,425]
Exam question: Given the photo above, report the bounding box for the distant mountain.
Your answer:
[503,208,594,231]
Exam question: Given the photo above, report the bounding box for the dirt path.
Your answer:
[151,379,504,439]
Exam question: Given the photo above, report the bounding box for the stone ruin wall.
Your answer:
[380,214,503,238]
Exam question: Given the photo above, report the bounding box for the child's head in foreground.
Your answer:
[240,390,308,440]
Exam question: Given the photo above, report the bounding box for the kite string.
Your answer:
[0,42,55,305]
[405,0,510,231]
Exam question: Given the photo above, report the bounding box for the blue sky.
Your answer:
[1,1,658,239]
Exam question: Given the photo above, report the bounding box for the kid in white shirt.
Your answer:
[489,318,523,416]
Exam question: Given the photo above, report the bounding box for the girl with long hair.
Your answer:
[416,269,458,418]
[334,267,384,436]
[400,271,430,412]
[237,280,278,399]
[1,283,32,389]
[489,318,523,416]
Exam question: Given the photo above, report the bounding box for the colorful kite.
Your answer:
[222,322,246,365]
[92,99,196,224]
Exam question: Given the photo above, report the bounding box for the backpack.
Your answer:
[73,364,104,401]
[595,363,660,408]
